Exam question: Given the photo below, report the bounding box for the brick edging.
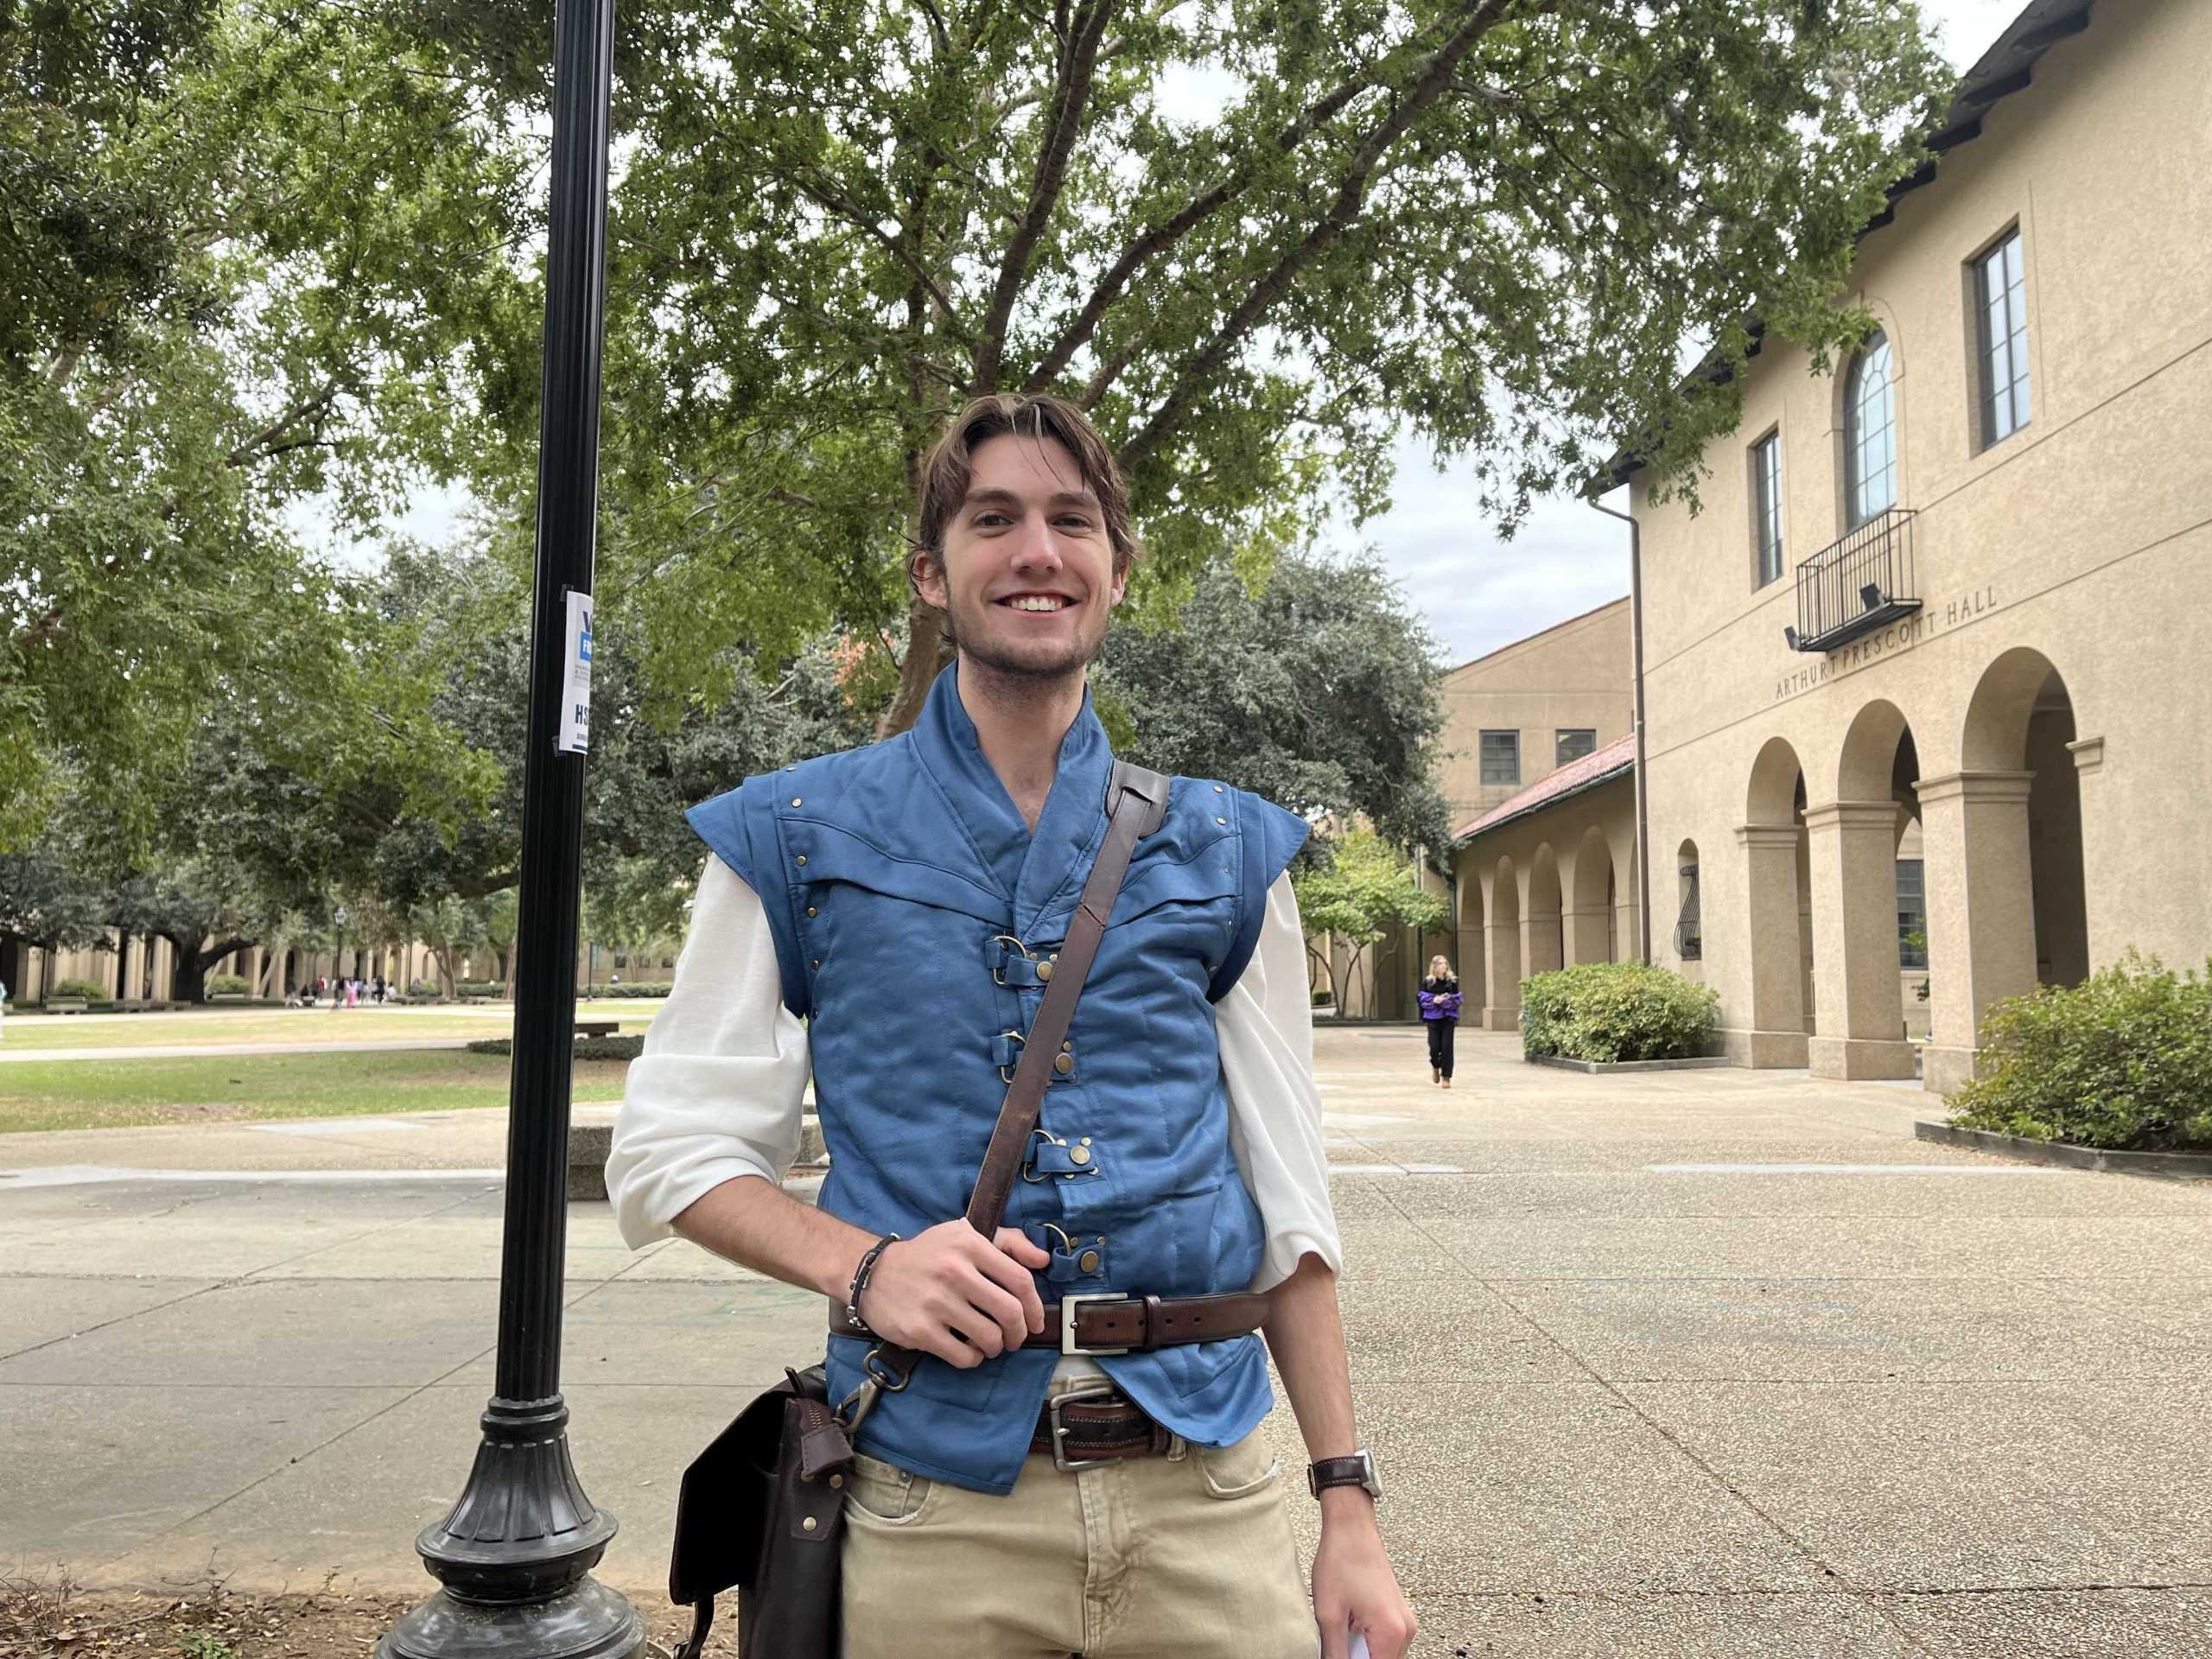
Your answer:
[1913,1121,2212,1181]
[1528,1054,1734,1074]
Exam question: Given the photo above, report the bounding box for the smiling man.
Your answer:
[607,394,1415,1659]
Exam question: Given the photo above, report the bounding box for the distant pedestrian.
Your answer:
[1417,955,1462,1089]
[1,976,8,1041]
[344,977,359,1008]
[373,975,386,1005]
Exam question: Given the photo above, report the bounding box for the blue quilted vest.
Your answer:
[685,664,1308,1493]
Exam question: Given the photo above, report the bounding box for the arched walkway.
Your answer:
[1484,855,1522,1031]
[1920,649,2088,1093]
[1739,736,1813,1066]
[1526,843,1564,976]
[1805,701,1923,1079]
[1454,865,1486,1015]
[1567,826,1616,964]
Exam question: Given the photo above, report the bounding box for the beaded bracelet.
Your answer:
[846,1232,900,1327]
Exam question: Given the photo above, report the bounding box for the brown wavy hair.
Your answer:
[910,395,1141,605]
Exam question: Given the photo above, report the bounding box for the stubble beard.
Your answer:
[941,584,1108,705]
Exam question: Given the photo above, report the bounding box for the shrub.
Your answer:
[585,982,672,999]
[1948,953,2212,1151]
[1521,961,1719,1063]
[457,980,509,997]
[208,975,252,996]
[50,978,113,1004]
[467,1033,644,1062]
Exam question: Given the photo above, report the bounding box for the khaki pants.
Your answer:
[839,1384,1314,1658]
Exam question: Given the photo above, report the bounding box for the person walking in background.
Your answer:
[1417,955,1462,1089]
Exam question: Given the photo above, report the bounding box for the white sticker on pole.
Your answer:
[557,588,593,754]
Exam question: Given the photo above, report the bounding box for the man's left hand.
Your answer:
[1312,1493,1416,1659]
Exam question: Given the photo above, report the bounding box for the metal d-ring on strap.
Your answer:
[997,1028,1027,1084]
[838,1342,913,1431]
[989,934,1034,986]
[1022,1126,1069,1181]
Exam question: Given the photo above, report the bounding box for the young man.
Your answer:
[608,395,1415,1659]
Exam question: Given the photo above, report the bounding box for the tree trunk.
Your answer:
[168,938,210,1005]
[879,595,949,738]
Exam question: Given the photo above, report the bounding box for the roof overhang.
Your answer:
[1584,0,2098,497]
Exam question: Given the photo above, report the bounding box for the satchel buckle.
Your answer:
[1059,1293,1135,1357]
[1046,1377,1123,1472]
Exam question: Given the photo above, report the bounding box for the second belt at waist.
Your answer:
[829,1289,1272,1356]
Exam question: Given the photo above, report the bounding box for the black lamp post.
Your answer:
[376,0,640,1655]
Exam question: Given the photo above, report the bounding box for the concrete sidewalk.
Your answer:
[5,1028,2211,1656]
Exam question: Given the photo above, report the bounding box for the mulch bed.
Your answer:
[0,1574,740,1659]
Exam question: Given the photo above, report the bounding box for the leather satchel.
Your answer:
[667,760,1170,1659]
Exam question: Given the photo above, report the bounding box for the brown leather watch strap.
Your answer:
[831,1288,1271,1354]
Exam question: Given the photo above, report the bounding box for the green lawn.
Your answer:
[0,1050,634,1134]
[0,1007,654,1052]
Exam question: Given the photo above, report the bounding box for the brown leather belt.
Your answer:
[828,1289,1271,1357]
[1027,1388,1173,1467]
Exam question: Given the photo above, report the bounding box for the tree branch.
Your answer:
[1118,0,1524,474]
[1027,67,1378,392]
[971,0,1122,391]
[226,376,346,470]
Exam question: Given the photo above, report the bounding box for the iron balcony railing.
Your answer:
[1785,507,1921,653]
[1674,862,1701,961]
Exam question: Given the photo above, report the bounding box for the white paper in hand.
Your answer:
[1318,1633,1372,1659]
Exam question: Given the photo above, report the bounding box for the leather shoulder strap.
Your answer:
[861,760,1166,1393]
[962,759,1165,1231]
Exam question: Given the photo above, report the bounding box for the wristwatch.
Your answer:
[1307,1449,1382,1501]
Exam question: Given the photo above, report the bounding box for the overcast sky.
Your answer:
[1372,0,2026,666]
[308,0,2026,666]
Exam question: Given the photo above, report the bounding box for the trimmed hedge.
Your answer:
[584,982,671,998]
[209,975,252,996]
[1521,961,1719,1064]
[50,978,114,1004]
[467,1033,645,1062]
[1948,953,2212,1151]
[457,980,509,997]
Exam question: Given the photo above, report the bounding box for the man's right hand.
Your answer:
[855,1219,1050,1368]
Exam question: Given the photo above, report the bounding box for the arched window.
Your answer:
[1845,331,1897,527]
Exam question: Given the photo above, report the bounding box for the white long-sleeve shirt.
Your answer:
[607,855,1341,1293]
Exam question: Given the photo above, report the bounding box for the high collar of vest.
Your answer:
[914,659,1115,925]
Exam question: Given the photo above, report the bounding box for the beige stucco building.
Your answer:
[1436,599,1634,829]
[1450,734,1643,1030]
[1348,601,1636,1021]
[1593,0,2211,1090]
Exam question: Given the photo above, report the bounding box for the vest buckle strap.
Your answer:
[987,934,1043,987]
[1041,1224,1106,1281]
[999,1032,1077,1087]
[1022,1128,1100,1182]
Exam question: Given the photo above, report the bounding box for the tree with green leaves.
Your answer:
[1292,829,1451,1013]
[498,0,1953,738]
[1096,547,1448,853]
[2,0,542,848]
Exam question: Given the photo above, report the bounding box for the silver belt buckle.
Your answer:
[1047,1376,1122,1472]
[1059,1292,1135,1357]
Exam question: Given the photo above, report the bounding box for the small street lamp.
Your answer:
[376,0,642,1657]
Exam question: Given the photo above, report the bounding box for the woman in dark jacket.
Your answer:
[1416,954,1463,1088]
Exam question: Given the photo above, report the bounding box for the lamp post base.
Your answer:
[378,1396,647,1659]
